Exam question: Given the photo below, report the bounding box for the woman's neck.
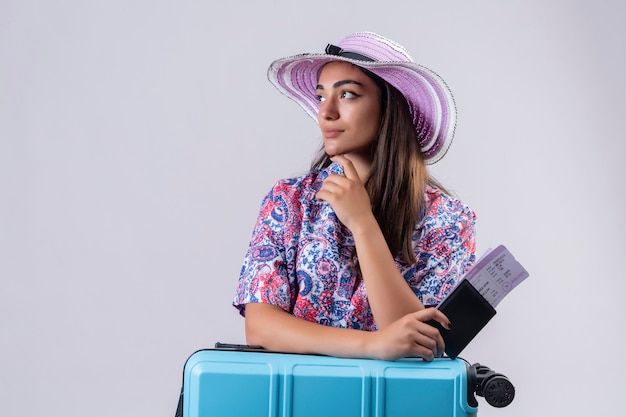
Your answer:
[342,152,372,183]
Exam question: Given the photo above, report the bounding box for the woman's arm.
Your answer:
[316,155,426,328]
[245,302,450,361]
[350,217,424,327]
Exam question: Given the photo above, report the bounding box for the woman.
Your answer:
[233,32,476,361]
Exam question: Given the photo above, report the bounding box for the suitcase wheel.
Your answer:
[468,363,515,408]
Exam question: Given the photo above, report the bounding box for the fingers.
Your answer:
[319,174,347,191]
[409,331,441,361]
[315,175,346,202]
[372,310,449,361]
[315,155,364,203]
[414,307,451,330]
[408,309,449,359]
[315,172,361,203]
[330,155,359,180]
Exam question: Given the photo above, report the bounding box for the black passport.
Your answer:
[427,279,496,359]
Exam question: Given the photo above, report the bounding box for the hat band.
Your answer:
[325,44,375,62]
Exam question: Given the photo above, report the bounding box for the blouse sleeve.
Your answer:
[232,181,300,316]
[410,195,477,306]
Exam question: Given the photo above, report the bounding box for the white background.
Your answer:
[1,1,625,416]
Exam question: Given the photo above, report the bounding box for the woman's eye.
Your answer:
[317,95,326,103]
[341,91,358,99]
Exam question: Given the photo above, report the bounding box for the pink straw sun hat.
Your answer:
[267,32,457,164]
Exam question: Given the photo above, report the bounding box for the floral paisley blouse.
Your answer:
[233,162,476,331]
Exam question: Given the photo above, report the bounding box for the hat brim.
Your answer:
[268,53,456,164]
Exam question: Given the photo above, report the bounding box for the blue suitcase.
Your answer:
[177,344,514,417]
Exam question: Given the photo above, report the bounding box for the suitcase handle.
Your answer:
[214,342,265,351]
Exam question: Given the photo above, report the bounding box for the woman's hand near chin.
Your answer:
[315,155,374,234]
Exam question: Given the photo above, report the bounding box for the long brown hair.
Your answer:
[311,69,446,267]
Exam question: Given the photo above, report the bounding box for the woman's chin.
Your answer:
[323,146,342,157]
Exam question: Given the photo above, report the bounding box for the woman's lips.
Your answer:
[322,128,343,138]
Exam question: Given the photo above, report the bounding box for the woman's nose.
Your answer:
[319,99,339,120]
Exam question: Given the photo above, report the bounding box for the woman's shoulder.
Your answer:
[423,185,476,227]
[267,163,341,199]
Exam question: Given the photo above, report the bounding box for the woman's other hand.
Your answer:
[368,308,450,361]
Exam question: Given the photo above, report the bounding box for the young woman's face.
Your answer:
[316,61,381,159]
